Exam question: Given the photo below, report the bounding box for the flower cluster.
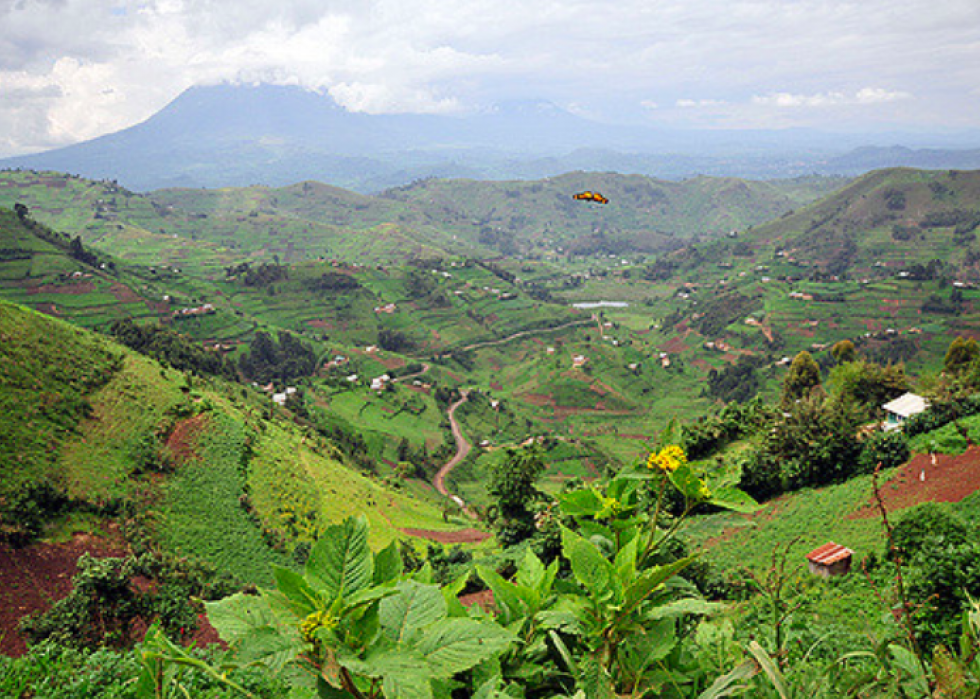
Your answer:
[647,444,687,473]
[300,609,337,644]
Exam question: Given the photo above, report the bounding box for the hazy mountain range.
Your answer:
[2,83,980,193]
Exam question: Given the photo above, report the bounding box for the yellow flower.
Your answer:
[647,444,687,473]
[300,609,338,644]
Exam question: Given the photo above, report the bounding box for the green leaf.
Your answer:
[613,535,639,584]
[306,516,374,601]
[374,541,404,585]
[561,527,614,600]
[578,653,616,699]
[516,548,546,591]
[343,647,433,699]
[204,593,300,673]
[477,565,526,625]
[205,592,280,645]
[441,571,472,618]
[558,488,604,517]
[697,659,760,699]
[380,580,447,644]
[416,618,515,678]
[746,641,791,699]
[273,565,320,617]
[708,486,762,514]
[620,556,696,618]
[668,463,706,502]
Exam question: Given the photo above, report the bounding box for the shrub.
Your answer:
[857,430,910,474]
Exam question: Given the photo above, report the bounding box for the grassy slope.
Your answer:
[0,300,122,509]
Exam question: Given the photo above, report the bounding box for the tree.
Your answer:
[944,336,980,374]
[13,202,29,221]
[828,359,908,416]
[488,445,546,546]
[831,339,856,364]
[782,351,821,404]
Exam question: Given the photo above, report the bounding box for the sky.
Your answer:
[1,0,979,157]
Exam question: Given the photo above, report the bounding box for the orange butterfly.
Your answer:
[573,191,609,204]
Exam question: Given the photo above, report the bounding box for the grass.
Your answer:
[685,470,890,576]
[59,354,185,501]
[161,409,290,586]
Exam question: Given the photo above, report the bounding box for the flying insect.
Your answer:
[573,191,609,205]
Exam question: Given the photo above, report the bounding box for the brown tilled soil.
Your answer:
[849,447,980,519]
[26,281,96,295]
[0,531,129,656]
[164,414,209,463]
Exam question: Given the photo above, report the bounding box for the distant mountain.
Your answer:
[2,83,979,192]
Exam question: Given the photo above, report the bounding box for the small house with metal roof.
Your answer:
[806,542,853,578]
[882,392,928,432]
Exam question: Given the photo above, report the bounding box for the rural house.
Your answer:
[882,392,928,432]
[806,542,853,578]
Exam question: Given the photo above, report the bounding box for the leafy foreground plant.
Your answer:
[139,442,762,698]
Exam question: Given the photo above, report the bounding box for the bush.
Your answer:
[857,430,910,474]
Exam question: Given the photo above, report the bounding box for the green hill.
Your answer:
[0,299,461,575]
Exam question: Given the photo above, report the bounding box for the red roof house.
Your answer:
[806,542,853,578]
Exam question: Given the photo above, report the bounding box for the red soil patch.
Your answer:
[109,282,143,304]
[490,382,503,391]
[35,303,61,317]
[0,531,129,656]
[661,336,690,353]
[374,355,407,371]
[459,589,496,611]
[849,447,980,519]
[26,280,96,295]
[399,528,492,544]
[523,393,554,407]
[165,414,209,463]
[307,319,333,329]
[690,358,713,372]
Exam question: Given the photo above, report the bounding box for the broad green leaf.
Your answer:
[380,580,447,644]
[708,486,762,514]
[374,541,404,585]
[619,556,696,618]
[613,535,639,584]
[416,618,515,678]
[697,660,759,699]
[561,527,614,600]
[668,463,706,502]
[516,548,546,591]
[558,488,604,516]
[578,653,616,699]
[343,647,432,699]
[441,572,471,618]
[620,619,675,676]
[477,565,526,625]
[273,565,320,617]
[205,592,280,646]
[306,516,374,601]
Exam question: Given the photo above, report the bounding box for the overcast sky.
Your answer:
[1,0,979,157]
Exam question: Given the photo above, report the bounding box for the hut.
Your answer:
[882,392,928,432]
[806,542,853,578]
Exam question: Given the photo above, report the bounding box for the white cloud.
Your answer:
[0,0,978,154]
[676,98,727,108]
[752,88,911,108]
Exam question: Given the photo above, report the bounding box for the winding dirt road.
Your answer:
[432,391,475,516]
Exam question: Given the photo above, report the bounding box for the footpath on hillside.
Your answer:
[400,390,492,544]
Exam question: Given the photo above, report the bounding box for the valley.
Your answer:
[5,164,980,696]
